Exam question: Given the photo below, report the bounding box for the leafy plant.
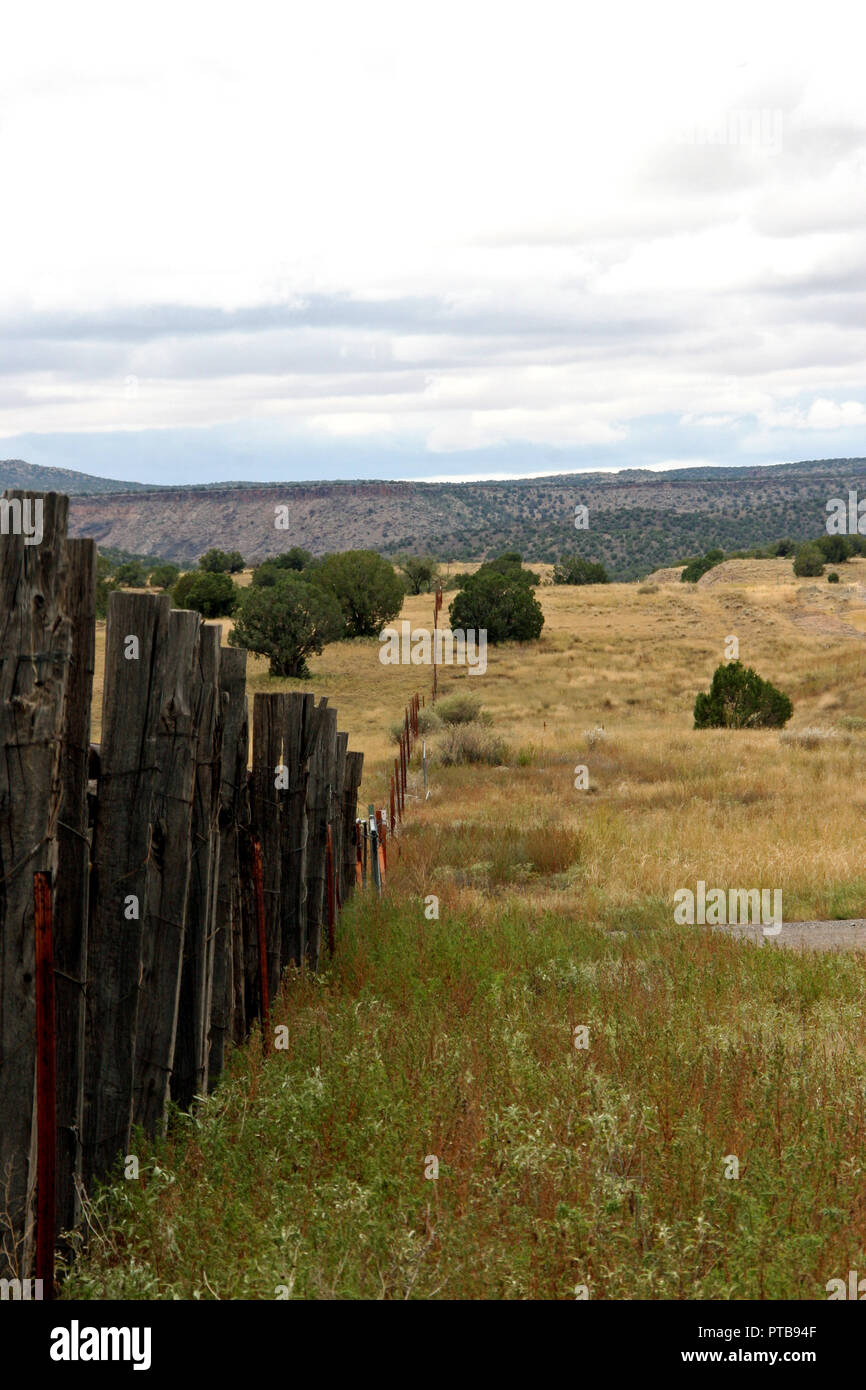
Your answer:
[113,559,149,587]
[252,562,287,588]
[553,555,610,585]
[171,570,238,617]
[449,571,544,643]
[395,554,439,595]
[95,555,118,618]
[693,661,793,730]
[253,549,313,583]
[480,551,540,586]
[229,573,343,677]
[681,549,724,583]
[815,534,851,564]
[435,691,489,725]
[793,543,825,578]
[437,722,508,765]
[149,562,181,590]
[199,548,246,574]
[307,550,404,638]
[389,707,442,743]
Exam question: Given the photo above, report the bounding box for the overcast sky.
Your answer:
[1,1,865,484]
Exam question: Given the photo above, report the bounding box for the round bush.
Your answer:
[793,543,825,578]
[308,550,404,638]
[437,722,508,766]
[449,571,544,643]
[694,661,793,730]
[389,708,441,743]
[229,572,343,677]
[434,692,487,725]
[172,570,238,617]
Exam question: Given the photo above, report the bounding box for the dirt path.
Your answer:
[713,920,866,951]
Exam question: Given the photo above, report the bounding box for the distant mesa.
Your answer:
[5,456,866,581]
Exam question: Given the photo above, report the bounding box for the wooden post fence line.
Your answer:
[55,537,95,1244]
[368,804,382,897]
[383,810,389,869]
[251,837,270,1057]
[0,490,364,1283]
[342,753,363,904]
[0,493,73,1279]
[432,583,443,704]
[34,870,56,1298]
[326,826,336,955]
[393,690,424,820]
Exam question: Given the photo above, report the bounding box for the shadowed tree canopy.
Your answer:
[449,569,544,643]
[395,553,439,595]
[199,548,246,573]
[553,554,609,585]
[793,543,825,577]
[307,549,404,638]
[149,562,181,590]
[171,570,238,617]
[113,559,148,587]
[229,572,344,676]
[693,661,793,729]
[252,548,314,587]
[481,551,540,586]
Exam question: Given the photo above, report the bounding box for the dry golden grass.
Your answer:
[397,561,866,928]
[93,560,866,920]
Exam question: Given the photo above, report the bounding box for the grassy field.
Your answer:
[67,558,866,1299]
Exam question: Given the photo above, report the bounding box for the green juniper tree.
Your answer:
[229,572,343,676]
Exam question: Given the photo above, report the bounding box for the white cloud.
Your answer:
[758,398,866,430]
[307,411,396,437]
[680,414,740,428]
[426,411,627,454]
[1,0,866,471]
[806,399,866,429]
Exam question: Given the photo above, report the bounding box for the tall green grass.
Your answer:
[63,880,866,1300]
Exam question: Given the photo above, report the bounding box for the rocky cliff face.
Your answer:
[67,482,436,564]
[18,457,866,577]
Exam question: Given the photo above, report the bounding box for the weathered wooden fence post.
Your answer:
[342,752,364,903]
[232,768,252,1046]
[237,797,262,1032]
[209,647,248,1089]
[83,591,170,1191]
[279,692,325,972]
[34,870,56,1293]
[325,828,336,954]
[171,624,222,1110]
[0,504,371,1262]
[251,692,289,1006]
[332,732,348,910]
[0,493,73,1276]
[133,609,201,1136]
[305,705,337,971]
[54,537,96,1239]
[251,836,270,1052]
